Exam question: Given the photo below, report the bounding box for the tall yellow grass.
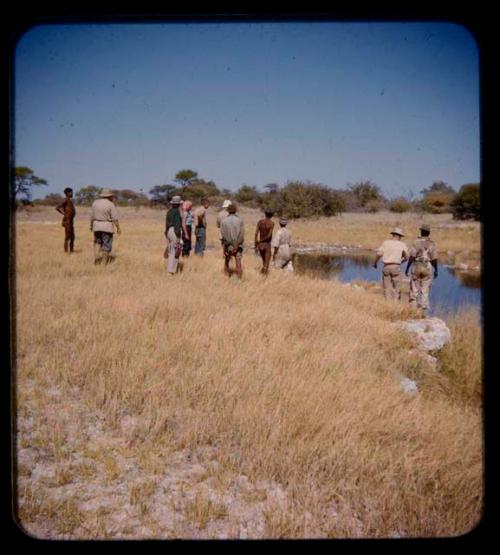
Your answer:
[14,207,483,538]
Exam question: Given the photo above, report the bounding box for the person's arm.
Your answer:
[254,223,260,251]
[110,204,121,234]
[401,246,409,263]
[56,199,66,216]
[431,258,438,278]
[181,211,188,239]
[405,256,415,275]
[373,254,382,269]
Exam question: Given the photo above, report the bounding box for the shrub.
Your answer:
[420,191,455,214]
[274,181,345,219]
[389,197,412,213]
[451,183,480,221]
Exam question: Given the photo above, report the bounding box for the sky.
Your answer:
[14,21,480,199]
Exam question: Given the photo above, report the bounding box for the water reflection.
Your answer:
[294,253,482,316]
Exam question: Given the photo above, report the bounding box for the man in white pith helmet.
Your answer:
[90,188,121,264]
[373,227,409,301]
[216,199,232,257]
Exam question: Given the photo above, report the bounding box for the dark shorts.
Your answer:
[93,231,113,252]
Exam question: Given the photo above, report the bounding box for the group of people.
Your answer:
[374,224,439,314]
[163,195,293,278]
[55,187,437,312]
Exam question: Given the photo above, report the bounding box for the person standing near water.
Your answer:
[272,217,293,271]
[56,187,76,254]
[216,199,232,257]
[254,210,275,275]
[405,224,439,315]
[373,228,408,301]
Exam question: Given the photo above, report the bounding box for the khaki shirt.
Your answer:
[90,198,119,233]
[220,214,245,245]
[409,237,438,262]
[376,239,408,264]
[271,227,292,261]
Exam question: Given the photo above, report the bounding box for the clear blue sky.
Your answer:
[14,21,480,199]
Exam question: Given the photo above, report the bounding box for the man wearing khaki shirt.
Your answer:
[220,203,245,278]
[90,189,121,264]
[373,228,408,301]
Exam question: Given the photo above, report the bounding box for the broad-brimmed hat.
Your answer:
[420,223,431,232]
[390,227,404,237]
[170,195,182,205]
[279,218,288,225]
[99,188,114,198]
[222,199,232,209]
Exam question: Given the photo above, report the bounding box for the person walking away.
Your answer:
[373,228,408,301]
[272,217,293,271]
[254,210,275,275]
[194,198,210,256]
[220,203,244,278]
[181,200,193,257]
[56,187,76,253]
[216,200,232,257]
[90,188,121,264]
[405,224,438,315]
[165,195,184,275]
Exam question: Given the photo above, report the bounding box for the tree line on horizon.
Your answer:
[13,166,481,221]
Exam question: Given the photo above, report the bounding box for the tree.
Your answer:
[36,193,64,206]
[348,181,385,211]
[182,179,220,203]
[174,169,198,193]
[451,183,480,221]
[235,184,261,206]
[149,184,179,206]
[275,181,345,219]
[420,181,455,197]
[75,186,101,205]
[13,166,48,202]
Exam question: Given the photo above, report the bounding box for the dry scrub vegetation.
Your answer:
[14,207,482,539]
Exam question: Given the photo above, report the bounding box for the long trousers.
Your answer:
[382,263,402,301]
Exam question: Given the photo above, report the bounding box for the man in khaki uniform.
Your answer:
[90,188,121,264]
[373,228,408,301]
[220,203,244,278]
[272,218,293,271]
[405,223,438,314]
[216,200,232,257]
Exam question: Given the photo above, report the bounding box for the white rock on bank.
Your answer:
[400,318,452,353]
[400,377,418,396]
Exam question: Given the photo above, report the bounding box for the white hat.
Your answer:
[222,199,232,209]
[99,188,114,198]
[170,195,182,205]
[391,227,404,237]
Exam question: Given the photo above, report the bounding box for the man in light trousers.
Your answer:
[373,228,409,301]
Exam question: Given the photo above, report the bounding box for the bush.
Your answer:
[272,181,345,219]
[235,185,261,207]
[451,183,480,221]
[420,191,455,214]
[389,197,412,213]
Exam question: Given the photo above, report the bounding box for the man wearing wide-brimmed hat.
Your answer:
[165,195,184,274]
[373,227,409,301]
[90,188,121,264]
[272,217,293,271]
[405,223,439,315]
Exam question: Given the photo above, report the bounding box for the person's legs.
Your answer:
[391,266,401,301]
[167,228,179,274]
[195,227,206,256]
[101,232,114,264]
[261,243,271,275]
[93,232,103,264]
[382,266,391,300]
[69,225,75,253]
[235,251,243,279]
[409,274,418,307]
[182,225,192,257]
[420,275,433,312]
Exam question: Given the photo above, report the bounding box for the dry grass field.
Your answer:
[13,206,483,539]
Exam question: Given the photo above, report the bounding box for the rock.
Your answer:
[408,348,439,371]
[400,318,451,352]
[400,377,418,396]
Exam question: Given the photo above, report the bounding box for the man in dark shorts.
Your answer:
[254,210,275,275]
[56,187,76,253]
[220,203,245,279]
